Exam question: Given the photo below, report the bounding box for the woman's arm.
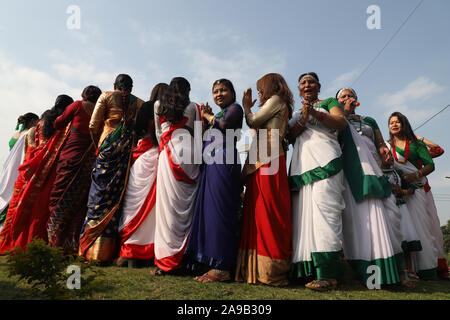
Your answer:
[153,100,162,144]
[416,135,439,148]
[286,108,309,144]
[89,92,108,146]
[375,129,391,162]
[244,91,282,129]
[308,100,347,131]
[54,101,77,130]
[402,142,435,183]
[416,135,444,158]
[403,164,434,183]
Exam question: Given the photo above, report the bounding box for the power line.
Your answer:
[350,0,424,87]
[414,104,450,131]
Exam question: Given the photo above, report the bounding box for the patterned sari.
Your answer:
[47,127,96,255]
[78,119,135,263]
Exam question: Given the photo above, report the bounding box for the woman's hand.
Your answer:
[242,88,257,112]
[200,102,214,122]
[392,184,402,196]
[200,102,212,116]
[301,100,313,120]
[379,146,391,163]
[343,97,356,110]
[403,172,419,184]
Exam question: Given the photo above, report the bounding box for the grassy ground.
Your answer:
[0,255,449,300]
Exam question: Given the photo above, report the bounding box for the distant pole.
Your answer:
[446,177,450,179]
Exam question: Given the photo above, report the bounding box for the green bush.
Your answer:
[6,238,104,299]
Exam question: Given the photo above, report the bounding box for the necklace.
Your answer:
[391,139,409,164]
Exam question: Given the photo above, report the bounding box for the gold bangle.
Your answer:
[209,116,216,126]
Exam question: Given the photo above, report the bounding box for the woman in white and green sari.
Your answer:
[287,73,347,291]
[337,88,407,287]
[386,112,438,281]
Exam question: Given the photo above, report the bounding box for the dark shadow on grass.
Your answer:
[0,280,47,300]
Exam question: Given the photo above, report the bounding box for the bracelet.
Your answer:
[296,121,305,129]
[209,116,216,126]
[415,171,421,179]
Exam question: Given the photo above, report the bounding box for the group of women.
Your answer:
[0,71,447,292]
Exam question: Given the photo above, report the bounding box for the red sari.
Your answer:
[235,156,292,286]
[0,121,71,253]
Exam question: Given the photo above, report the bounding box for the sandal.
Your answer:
[305,278,337,292]
[152,268,167,276]
[194,269,231,283]
[406,269,420,281]
[151,266,184,276]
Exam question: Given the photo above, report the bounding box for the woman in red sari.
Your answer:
[47,86,102,255]
[235,73,293,286]
[0,95,74,253]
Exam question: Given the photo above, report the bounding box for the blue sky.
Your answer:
[1,0,449,223]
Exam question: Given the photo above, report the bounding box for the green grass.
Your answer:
[0,256,449,300]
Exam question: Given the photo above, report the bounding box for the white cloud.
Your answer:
[380,76,444,109]
[325,67,362,95]
[129,20,287,110]
[49,50,116,90]
[378,76,444,125]
[185,47,286,102]
[0,51,80,163]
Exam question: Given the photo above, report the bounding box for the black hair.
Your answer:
[114,74,133,92]
[169,77,190,96]
[18,112,39,130]
[298,72,320,83]
[42,94,74,139]
[157,77,191,123]
[114,74,134,115]
[136,83,169,141]
[212,78,236,103]
[388,112,418,143]
[82,85,102,103]
[149,83,169,103]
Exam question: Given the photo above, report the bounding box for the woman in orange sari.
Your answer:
[0,95,74,253]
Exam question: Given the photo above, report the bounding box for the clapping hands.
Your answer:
[242,88,257,112]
